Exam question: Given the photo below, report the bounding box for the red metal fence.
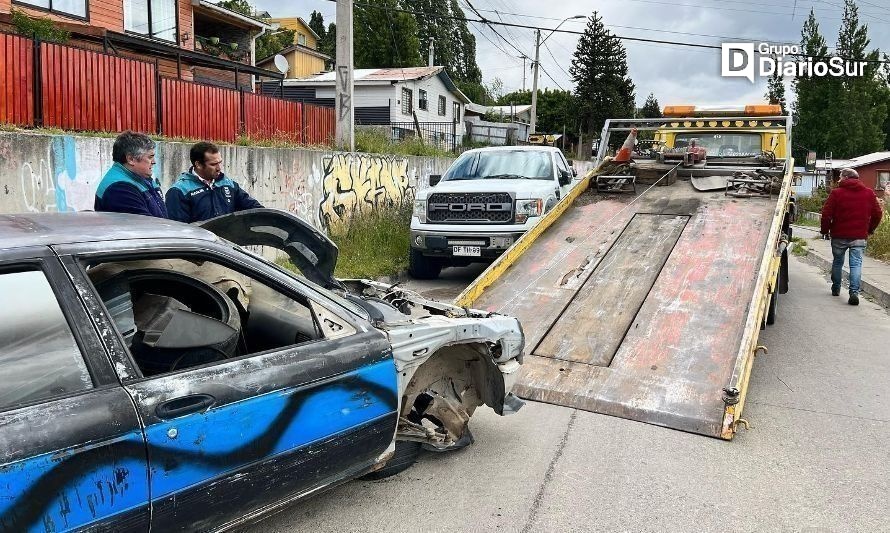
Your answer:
[161,78,241,143]
[41,43,157,133]
[0,32,335,146]
[0,33,34,127]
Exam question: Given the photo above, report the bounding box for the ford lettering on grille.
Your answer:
[427,193,514,223]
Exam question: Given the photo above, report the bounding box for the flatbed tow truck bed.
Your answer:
[456,116,793,439]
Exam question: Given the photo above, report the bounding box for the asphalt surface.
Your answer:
[245,257,889,533]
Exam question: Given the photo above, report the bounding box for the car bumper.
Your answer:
[410,229,527,259]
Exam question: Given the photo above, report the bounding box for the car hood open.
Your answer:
[199,209,339,288]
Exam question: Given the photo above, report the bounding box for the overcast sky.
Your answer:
[255,0,890,107]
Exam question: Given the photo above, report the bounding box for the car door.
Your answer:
[553,151,573,200]
[0,248,149,533]
[59,242,398,532]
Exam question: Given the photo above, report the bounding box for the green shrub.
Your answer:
[11,10,70,43]
[797,187,829,214]
[327,202,413,279]
[867,213,890,261]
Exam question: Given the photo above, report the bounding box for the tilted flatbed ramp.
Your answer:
[456,116,792,439]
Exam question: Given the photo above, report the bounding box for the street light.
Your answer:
[530,15,585,136]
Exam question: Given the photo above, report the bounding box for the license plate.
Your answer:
[453,245,481,257]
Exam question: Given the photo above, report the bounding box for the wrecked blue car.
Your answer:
[0,209,523,532]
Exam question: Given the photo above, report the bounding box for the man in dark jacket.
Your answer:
[95,132,168,218]
[165,142,263,223]
[821,168,883,305]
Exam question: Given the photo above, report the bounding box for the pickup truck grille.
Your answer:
[427,193,514,223]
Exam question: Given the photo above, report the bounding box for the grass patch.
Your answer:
[867,214,890,261]
[791,236,809,256]
[355,129,452,157]
[328,203,412,279]
[795,215,820,228]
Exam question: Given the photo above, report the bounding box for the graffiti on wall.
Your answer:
[317,153,416,231]
[16,137,105,213]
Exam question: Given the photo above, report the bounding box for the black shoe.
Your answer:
[848,293,859,306]
[832,287,840,296]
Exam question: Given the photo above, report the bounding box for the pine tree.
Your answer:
[354,0,421,68]
[570,12,635,139]
[640,93,661,118]
[308,10,326,48]
[320,22,336,59]
[792,9,832,162]
[404,0,483,87]
[765,61,787,115]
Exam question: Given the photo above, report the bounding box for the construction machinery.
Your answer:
[455,105,795,439]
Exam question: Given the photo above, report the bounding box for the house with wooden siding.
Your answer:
[0,0,281,89]
[256,17,330,79]
[260,66,470,134]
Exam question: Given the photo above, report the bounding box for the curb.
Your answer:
[795,244,890,309]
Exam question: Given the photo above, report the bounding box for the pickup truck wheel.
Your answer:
[360,441,421,480]
[409,248,442,279]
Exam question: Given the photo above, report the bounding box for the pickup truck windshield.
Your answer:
[443,150,554,181]
[674,133,763,157]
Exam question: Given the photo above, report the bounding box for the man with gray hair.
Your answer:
[820,167,883,305]
[95,131,168,218]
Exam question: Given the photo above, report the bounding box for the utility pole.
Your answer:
[335,0,354,151]
[529,29,540,136]
[428,38,435,67]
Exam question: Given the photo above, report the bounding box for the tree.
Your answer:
[496,88,576,134]
[255,29,296,61]
[320,22,336,59]
[640,93,662,118]
[354,0,421,68]
[569,12,635,139]
[308,10,326,42]
[765,63,787,115]
[792,9,833,162]
[216,0,252,16]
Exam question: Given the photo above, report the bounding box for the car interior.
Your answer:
[84,257,334,377]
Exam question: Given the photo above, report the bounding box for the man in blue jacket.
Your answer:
[166,142,263,223]
[95,132,168,218]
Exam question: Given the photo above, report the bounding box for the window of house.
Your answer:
[13,0,87,19]
[453,102,461,122]
[298,33,307,46]
[0,270,93,411]
[878,170,890,191]
[438,95,446,116]
[418,90,428,111]
[401,87,413,116]
[124,0,178,42]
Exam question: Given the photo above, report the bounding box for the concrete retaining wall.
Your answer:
[0,131,453,232]
[0,131,596,232]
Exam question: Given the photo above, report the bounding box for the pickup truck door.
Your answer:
[60,245,398,532]
[0,249,149,532]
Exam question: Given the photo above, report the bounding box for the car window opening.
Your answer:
[84,257,348,377]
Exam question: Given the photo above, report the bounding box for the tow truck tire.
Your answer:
[766,287,779,325]
[409,248,442,279]
[360,441,421,480]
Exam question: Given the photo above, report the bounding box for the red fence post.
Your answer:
[33,38,42,127]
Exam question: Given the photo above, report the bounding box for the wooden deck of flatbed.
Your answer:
[467,178,783,438]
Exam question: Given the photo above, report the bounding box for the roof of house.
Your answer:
[815,152,890,170]
[281,66,470,103]
[256,44,331,67]
[191,0,271,30]
[267,17,320,40]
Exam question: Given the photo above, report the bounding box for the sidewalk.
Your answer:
[792,225,890,308]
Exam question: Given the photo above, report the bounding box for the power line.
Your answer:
[329,0,890,65]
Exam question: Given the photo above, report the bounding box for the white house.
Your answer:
[261,66,470,149]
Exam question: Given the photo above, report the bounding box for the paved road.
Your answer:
[245,257,889,533]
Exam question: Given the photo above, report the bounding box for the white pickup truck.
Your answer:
[409,146,576,279]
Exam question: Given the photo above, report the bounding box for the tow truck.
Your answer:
[455,105,795,439]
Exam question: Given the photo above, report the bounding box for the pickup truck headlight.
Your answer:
[413,199,427,223]
[515,199,543,224]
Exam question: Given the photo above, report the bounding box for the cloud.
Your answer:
[253,0,890,107]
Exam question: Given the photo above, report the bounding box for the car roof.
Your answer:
[463,146,560,155]
[0,212,219,251]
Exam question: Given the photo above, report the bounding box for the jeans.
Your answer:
[831,238,866,295]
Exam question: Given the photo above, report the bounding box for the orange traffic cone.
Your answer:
[613,128,638,163]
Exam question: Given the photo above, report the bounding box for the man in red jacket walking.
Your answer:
[821,168,884,305]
